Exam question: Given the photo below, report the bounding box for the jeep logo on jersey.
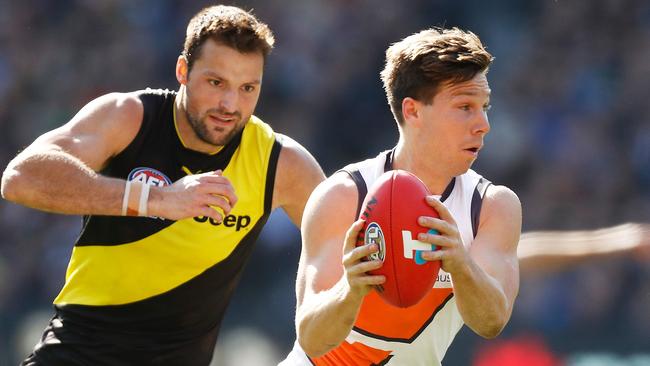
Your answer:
[194,214,251,231]
[127,167,172,187]
[365,222,385,262]
[401,229,437,265]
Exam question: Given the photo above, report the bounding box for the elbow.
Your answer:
[298,335,339,359]
[476,324,505,339]
[474,314,508,339]
[296,316,333,358]
[472,288,514,339]
[1,167,23,202]
[298,337,329,359]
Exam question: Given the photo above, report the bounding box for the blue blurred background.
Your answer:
[1,0,650,365]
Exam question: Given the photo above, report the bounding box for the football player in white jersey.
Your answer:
[282,27,522,366]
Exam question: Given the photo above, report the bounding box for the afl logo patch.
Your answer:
[364,222,385,262]
[127,167,172,187]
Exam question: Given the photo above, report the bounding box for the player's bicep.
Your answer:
[272,134,325,227]
[298,236,346,306]
[470,185,522,308]
[25,93,142,171]
[296,175,358,306]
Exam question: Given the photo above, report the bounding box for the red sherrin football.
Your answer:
[357,170,441,308]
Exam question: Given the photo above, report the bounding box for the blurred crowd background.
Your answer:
[1,0,650,365]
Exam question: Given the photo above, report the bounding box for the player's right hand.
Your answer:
[149,170,237,222]
[341,219,386,299]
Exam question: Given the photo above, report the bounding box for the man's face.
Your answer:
[417,72,491,175]
[182,39,264,147]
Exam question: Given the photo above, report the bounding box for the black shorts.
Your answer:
[21,313,219,366]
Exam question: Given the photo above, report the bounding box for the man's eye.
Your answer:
[243,85,255,92]
[209,80,221,86]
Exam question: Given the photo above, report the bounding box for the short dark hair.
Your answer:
[380,27,493,124]
[182,5,275,73]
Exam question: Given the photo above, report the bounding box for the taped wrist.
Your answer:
[121,180,150,216]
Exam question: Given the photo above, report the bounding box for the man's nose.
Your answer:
[218,89,237,112]
[474,112,490,135]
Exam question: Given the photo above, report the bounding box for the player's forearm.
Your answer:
[451,260,510,338]
[518,224,646,273]
[1,149,125,215]
[296,279,364,357]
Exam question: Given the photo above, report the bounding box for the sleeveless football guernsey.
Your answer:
[282,150,491,366]
[24,89,281,366]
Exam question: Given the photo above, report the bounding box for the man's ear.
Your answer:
[401,97,421,127]
[176,55,189,85]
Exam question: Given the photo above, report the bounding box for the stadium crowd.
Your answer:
[1,0,649,364]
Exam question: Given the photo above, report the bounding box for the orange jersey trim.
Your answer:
[354,288,454,341]
[310,288,455,365]
[310,341,393,366]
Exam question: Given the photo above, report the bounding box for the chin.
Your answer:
[213,127,241,146]
[453,163,473,176]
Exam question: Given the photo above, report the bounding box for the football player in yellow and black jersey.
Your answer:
[1,5,324,366]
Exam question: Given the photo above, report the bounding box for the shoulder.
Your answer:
[478,184,522,240]
[64,92,144,137]
[105,92,145,133]
[73,92,144,156]
[22,92,146,171]
[83,92,143,121]
[312,171,359,200]
[483,185,521,218]
[303,171,359,222]
[275,133,321,175]
[483,185,521,216]
[36,91,144,143]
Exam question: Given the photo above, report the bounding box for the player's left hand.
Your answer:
[416,195,471,275]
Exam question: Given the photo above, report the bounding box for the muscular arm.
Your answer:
[271,134,325,227]
[1,93,142,215]
[455,186,521,337]
[518,222,650,275]
[421,185,521,338]
[1,92,236,222]
[295,174,385,357]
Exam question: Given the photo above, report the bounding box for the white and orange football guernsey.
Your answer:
[281,149,492,366]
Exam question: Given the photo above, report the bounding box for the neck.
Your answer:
[393,137,454,195]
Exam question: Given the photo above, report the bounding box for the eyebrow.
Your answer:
[202,71,261,85]
[451,89,491,97]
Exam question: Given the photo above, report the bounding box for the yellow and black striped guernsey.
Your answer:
[25,89,282,365]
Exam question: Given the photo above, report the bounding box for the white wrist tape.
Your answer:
[138,182,150,217]
[121,180,132,216]
[121,180,150,217]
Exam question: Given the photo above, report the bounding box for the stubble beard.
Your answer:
[185,109,245,147]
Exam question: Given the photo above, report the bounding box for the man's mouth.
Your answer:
[209,114,237,123]
[463,144,483,156]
